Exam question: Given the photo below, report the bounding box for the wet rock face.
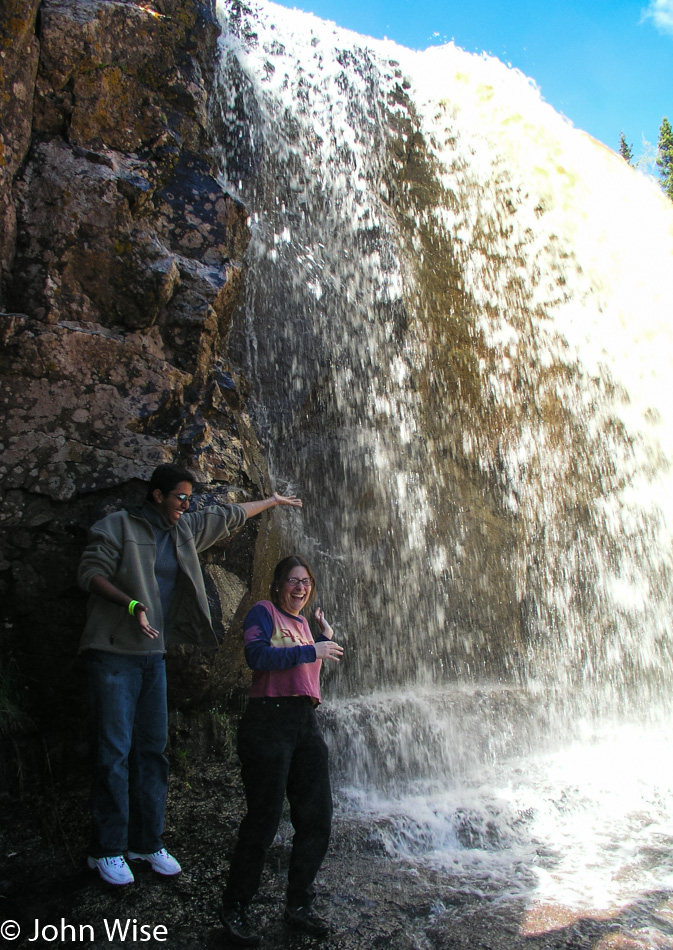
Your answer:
[0,0,271,775]
[34,0,217,153]
[0,0,41,301]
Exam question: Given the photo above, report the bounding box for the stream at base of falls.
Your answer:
[3,748,672,950]
[323,686,673,917]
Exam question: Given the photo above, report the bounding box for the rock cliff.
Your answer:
[0,0,276,786]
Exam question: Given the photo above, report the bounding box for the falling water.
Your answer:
[213,0,673,916]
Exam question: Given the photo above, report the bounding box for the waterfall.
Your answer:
[213,0,673,913]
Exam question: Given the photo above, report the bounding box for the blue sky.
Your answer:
[270,0,672,160]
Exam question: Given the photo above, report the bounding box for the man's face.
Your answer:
[153,480,193,525]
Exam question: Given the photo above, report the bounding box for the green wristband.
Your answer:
[128,600,139,616]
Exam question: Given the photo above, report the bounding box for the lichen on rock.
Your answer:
[0,0,276,783]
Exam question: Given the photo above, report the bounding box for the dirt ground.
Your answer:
[2,755,672,950]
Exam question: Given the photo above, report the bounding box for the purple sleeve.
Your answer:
[243,603,317,671]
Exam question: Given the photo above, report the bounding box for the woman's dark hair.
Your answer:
[270,555,316,608]
[146,463,195,501]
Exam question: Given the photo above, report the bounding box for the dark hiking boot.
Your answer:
[219,901,260,947]
[284,904,330,937]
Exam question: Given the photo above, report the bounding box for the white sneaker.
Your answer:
[87,855,134,885]
[127,848,181,876]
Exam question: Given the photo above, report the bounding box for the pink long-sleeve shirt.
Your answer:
[243,600,328,703]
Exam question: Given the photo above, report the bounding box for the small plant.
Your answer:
[209,706,237,760]
[0,657,30,738]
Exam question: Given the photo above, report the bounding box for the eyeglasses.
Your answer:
[167,492,191,504]
[285,577,313,588]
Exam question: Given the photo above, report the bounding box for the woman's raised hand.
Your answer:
[314,639,344,662]
[314,607,334,639]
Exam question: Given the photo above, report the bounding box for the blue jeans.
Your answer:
[225,697,333,908]
[85,650,168,858]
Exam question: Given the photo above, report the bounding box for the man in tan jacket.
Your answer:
[78,463,302,885]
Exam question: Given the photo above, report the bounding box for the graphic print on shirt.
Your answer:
[271,622,312,649]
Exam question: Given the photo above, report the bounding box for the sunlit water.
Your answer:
[213,0,673,917]
[324,690,673,910]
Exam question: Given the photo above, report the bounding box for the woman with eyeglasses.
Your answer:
[220,555,343,946]
[77,464,302,887]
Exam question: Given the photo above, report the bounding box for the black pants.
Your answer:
[225,697,333,908]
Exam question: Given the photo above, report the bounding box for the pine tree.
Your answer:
[618,131,633,165]
[656,117,673,201]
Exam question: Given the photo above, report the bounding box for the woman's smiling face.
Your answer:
[279,567,314,616]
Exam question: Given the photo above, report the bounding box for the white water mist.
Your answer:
[213,0,673,914]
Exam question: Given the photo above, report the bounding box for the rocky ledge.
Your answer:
[2,745,671,950]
